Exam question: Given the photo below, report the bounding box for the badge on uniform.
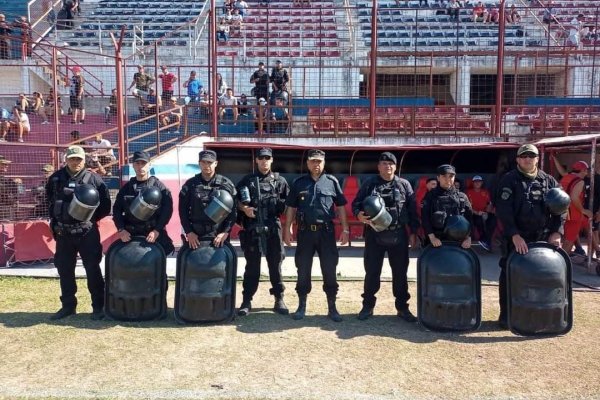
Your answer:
[501,188,512,200]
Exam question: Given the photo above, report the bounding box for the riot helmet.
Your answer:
[362,195,392,232]
[205,190,234,224]
[443,215,470,241]
[130,186,162,221]
[545,187,570,216]
[67,184,100,222]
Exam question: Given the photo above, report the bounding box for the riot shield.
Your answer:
[105,237,167,321]
[506,242,573,336]
[174,239,237,324]
[418,242,481,331]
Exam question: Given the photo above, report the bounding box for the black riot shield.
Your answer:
[417,242,481,331]
[104,237,167,321]
[174,239,237,324]
[506,242,573,336]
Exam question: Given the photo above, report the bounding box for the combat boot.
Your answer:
[292,295,307,320]
[273,294,289,315]
[50,306,76,320]
[237,299,252,316]
[327,295,342,322]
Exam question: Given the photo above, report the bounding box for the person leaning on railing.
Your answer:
[0,14,13,60]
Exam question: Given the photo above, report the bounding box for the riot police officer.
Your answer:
[46,145,111,320]
[283,149,349,322]
[352,152,420,322]
[179,150,237,249]
[113,151,174,254]
[495,144,566,329]
[236,148,290,316]
[422,164,473,249]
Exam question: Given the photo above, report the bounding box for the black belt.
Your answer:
[300,223,332,232]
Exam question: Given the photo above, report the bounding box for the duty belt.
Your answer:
[300,222,332,232]
[56,221,92,236]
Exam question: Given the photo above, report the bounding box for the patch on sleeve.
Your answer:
[500,187,512,201]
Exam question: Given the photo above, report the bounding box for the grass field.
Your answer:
[0,276,599,400]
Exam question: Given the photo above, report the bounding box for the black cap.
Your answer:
[257,147,273,157]
[276,60,282,64]
[258,61,265,66]
[199,150,217,162]
[307,149,325,160]
[437,164,456,175]
[379,152,397,165]
[132,151,150,163]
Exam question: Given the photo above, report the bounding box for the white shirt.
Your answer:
[91,138,115,157]
[219,95,238,107]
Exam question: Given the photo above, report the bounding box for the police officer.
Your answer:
[46,145,111,320]
[495,144,565,329]
[33,163,54,218]
[236,148,290,316]
[352,152,420,322]
[113,151,174,254]
[422,164,473,249]
[179,149,236,249]
[283,149,349,322]
[0,155,19,221]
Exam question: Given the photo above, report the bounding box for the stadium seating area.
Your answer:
[506,105,600,135]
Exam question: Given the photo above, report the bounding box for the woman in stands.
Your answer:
[0,106,30,143]
[216,73,228,97]
[31,92,50,124]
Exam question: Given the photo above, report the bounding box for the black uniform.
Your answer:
[0,175,18,220]
[495,168,566,319]
[237,171,289,301]
[179,173,237,239]
[286,173,347,296]
[113,176,174,254]
[250,68,269,101]
[270,67,289,91]
[45,168,111,312]
[352,176,419,311]
[421,185,473,242]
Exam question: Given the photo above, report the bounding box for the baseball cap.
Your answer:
[257,148,273,157]
[472,175,483,181]
[65,145,85,159]
[199,150,217,162]
[276,60,282,64]
[517,144,539,156]
[258,98,267,106]
[42,164,54,172]
[307,149,325,160]
[437,164,456,175]
[379,152,397,165]
[71,66,81,73]
[0,155,12,164]
[132,151,150,163]
[258,61,265,66]
[571,160,590,172]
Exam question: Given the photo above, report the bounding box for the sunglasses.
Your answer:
[257,156,271,160]
[518,153,538,159]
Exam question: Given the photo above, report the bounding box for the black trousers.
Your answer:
[472,213,496,244]
[54,225,104,310]
[295,227,339,296]
[362,229,410,311]
[241,227,285,301]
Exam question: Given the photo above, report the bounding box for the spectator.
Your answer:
[60,0,77,30]
[163,97,182,133]
[16,93,30,113]
[218,87,239,124]
[216,73,228,97]
[45,88,63,121]
[542,1,558,25]
[33,163,55,218]
[466,175,493,251]
[568,14,588,49]
[104,88,117,124]
[485,6,499,24]
[0,155,19,220]
[128,64,154,98]
[69,129,86,145]
[0,14,13,59]
[238,93,250,116]
[217,17,230,42]
[230,9,243,37]
[15,17,32,57]
[183,70,203,106]
[222,0,235,15]
[138,88,162,116]
[158,65,177,103]
[69,66,85,124]
[270,59,289,92]
[472,1,488,23]
[269,83,289,106]
[0,106,30,142]
[447,0,461,21]
[31,92,49,124]
[90,133,116,171]
[506,5,521,24]
[234,0,249,17]
[269,97,289,134]
[250,61,269,102]
[254,97,268,134]
[44,0,57,30]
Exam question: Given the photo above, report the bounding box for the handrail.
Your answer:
[343,0,357,61]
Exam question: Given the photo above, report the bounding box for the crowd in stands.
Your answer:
[0,13,32,59]
[217,0,248,42]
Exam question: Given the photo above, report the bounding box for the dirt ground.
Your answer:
[0,276,599,400]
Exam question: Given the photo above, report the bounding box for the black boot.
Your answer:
[237,299,252,316]
[357,305,374,321]
[50,306,76,320]
[327,296,342,322]
[292,295,307,320]
[273,294,289,315]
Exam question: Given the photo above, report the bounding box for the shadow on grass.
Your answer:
[233,311,535,344]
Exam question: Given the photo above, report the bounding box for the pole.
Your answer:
[210,0,219,138]
[51,46,60,153]
[494,0,506,138]
[368,0,378,138]
[110,28,127,175]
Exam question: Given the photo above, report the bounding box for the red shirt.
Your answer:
[466,188,491,213]
[160,72,176,91]
[560,173,584,221]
